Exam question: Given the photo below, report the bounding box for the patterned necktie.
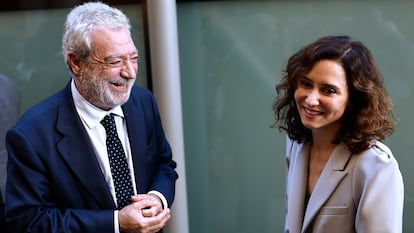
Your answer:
[100,114,134,209]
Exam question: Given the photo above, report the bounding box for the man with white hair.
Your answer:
[5,2,178,233]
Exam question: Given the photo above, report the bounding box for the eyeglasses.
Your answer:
[87,54,139,69]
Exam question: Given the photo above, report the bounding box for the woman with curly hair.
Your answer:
[273,35,404,233]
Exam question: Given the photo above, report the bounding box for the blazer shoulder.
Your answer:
[130,85,153,99]
[126,86,158,110]
[358,141,396,164]
[352,140,401,182]
[12,84,70,132]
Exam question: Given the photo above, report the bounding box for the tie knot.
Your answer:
[100,114,116,133]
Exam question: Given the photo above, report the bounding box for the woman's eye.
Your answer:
[324,88,336,95]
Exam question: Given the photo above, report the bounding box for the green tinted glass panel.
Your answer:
[0,4,147,113]
[177,1,413,232]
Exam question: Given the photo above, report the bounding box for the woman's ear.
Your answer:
[67,52,83,76]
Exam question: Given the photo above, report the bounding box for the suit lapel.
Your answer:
[302,143,352,232]
[287,142,309,233]
[55,84,115,208]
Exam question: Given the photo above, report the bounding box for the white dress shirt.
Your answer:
[70,80,167,232]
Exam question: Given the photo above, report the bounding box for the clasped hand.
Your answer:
[118,194,171,233]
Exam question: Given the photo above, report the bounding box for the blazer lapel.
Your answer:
[302,143,352,232]
[287,142,310,233]
[56,84,115,208]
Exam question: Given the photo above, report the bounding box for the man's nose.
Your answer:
[121,59,137,79]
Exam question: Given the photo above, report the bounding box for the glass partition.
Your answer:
[177,1,413,232]
[0,4,147,113]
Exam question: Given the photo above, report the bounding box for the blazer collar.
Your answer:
[286,142,309,233]
[302,142,352,232]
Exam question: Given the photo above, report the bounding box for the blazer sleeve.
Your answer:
[353,143,404,233]
[145,92,178,207]
[126,87,178,208]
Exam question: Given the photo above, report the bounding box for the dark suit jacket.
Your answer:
[5,82,178,233]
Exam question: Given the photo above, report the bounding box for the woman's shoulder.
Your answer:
[352,140,401,178]
[359,141,395,163]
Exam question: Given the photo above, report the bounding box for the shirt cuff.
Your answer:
[114,210,120,233]
[148,190,168,209]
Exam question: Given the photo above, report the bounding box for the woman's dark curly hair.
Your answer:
[272,35,395,154]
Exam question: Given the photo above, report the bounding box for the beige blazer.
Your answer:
[284,137,404,233]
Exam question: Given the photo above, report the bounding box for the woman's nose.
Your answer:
[305,90,319,106]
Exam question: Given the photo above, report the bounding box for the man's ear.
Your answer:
[67,52,83,76]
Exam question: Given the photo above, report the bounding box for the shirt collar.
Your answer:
[71,79,124,129]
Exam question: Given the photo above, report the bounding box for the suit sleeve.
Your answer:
[353,145,404,233]
[5,128,115,233]
[145,93,178,208]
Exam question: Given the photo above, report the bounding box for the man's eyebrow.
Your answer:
[104,51,139,61]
